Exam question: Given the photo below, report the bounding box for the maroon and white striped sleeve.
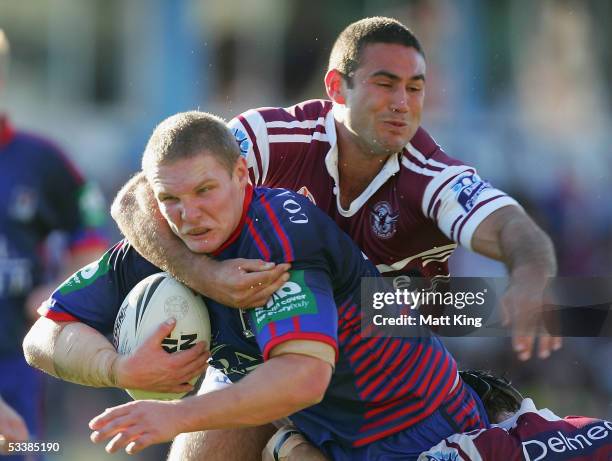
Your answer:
[228,110,270,186]
[420,155,520,250]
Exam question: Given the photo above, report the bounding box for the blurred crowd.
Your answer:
[0,1,610,460]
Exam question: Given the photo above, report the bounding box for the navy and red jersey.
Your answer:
[0,116,105,356]
[419,398,612,461]
[229,99,518,281]
[42,186,485,452]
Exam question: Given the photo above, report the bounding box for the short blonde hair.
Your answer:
[142,111,240,177]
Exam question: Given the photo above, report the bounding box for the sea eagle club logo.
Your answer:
[371,201,399,239]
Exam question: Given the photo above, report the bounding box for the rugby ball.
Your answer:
[113,272,211,400]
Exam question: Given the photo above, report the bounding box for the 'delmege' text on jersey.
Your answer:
[419,399,612,460]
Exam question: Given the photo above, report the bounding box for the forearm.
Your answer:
[471,206,557,278]
[111,173,216,292]
[179,354,330,432]
[23,317,118,388]
[498,214,557,279]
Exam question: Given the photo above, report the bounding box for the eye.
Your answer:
[197,186,210,195]
[376,81,392,88]
[159,195,178,203]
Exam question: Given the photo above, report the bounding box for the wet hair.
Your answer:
[459,370,524,423]
[142,111,240,176]
[328,16,424,87]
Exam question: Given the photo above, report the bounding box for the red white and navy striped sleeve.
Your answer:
[39,241,160,334]
[248,269,339,362]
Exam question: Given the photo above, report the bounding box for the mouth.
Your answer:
[183,227,211,239]
[382,120,408,128]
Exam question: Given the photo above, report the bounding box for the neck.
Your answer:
[335,120,391,209]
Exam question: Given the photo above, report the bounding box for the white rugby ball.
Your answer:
[113,272,211,400]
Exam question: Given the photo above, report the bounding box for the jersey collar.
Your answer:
[210,184,253,257]
[324,104,400,217]
[0,115,15,148]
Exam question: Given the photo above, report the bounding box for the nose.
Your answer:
[180,198,203,223]
[389,87,409,113]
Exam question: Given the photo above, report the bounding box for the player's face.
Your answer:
[342,43,426,156]
[150,153,248,254]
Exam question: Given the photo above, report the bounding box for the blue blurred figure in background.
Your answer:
[0,29,107,459]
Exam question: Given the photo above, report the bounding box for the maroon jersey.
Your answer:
[419,398,612,461]
[229,99,518,281]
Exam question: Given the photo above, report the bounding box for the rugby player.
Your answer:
[111,17,560,460]
[267,371,612,461]
[25,112,489,461]
[0,29,107,459]
[418,370,612,461]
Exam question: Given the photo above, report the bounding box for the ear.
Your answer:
[324,69,347,105]
[234,156,249,187]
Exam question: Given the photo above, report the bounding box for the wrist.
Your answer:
[510,264,553,282]
[111,354,132,389]
[175,396,207,433]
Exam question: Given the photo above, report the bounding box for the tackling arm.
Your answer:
[470,205,556,276]
[110,173,195,281]
[471,205,560,360]
[111,174,290,308]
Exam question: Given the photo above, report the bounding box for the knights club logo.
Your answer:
[370,201,399,239]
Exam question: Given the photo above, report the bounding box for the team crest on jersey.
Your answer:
[297,186,317,205]
[233,128,250,157]
[370,201,399,239]
[451,174,490,212]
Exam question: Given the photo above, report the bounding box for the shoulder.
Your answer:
[13,131,83,181]
[250,187,333,261]
[254,187,326,223]
[397,127,476,210]
[400,126,467,176]
[229,99,332,133]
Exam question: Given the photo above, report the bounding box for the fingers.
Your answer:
[90,407,142,454]
[241,266,290,290]
[536,334,563,359]
[512,335,534,361]
[126,435,152,455]
[89,405,131,431]
[105,429,143,454]
[236,259,277,272]
[146,318,177,346]
[172,341,209,365]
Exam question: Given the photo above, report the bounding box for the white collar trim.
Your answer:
[324,104,401,217]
